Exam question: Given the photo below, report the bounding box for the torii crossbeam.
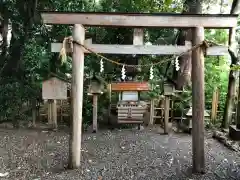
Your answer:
[40,11,238,173]
[41,11,237,28]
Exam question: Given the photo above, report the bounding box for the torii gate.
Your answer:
[40,11,237,173]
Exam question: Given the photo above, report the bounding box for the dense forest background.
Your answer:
[0,0,239,127]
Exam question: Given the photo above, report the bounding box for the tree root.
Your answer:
[212,130,240,152]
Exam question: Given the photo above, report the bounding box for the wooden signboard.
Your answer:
[42,77,67,100]
[111,82,150,91]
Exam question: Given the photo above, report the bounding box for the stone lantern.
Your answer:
[184,107,210,133]
[88,75,104,95]
[87,75,104,133]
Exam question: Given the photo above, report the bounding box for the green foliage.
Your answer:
[148,79,163,99]
[231,64,240,71]
[205,56,229,113]
[204,28,230,118]
[205,29,228,44]
[0,78,31,123]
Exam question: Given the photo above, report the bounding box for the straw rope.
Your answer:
[59,36,209,68]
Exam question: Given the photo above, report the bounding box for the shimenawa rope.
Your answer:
[59,36,209,68]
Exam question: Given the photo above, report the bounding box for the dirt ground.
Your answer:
[0,126,240,180]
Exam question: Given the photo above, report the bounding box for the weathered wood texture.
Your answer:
[41,12,237,28]
[47,99,57,128]
[133,28,144,45]
[117,107,146,123]
[42,77,68,100]
[191,27,205,173]
[32,99,37,127]
[237,72,240,129]
[51,42,228,56]
[164,96,170,134]
[52,100,57,129]
[48,100,53,125]
[111,82,150,91]
[211,88,219,124]
[69,24,85,169]
[92,95,98,132]
[118,120,144,124]
[222,28,237,129]
[149,100,155,125]
[222,0,240,129]
[174,0,200,90]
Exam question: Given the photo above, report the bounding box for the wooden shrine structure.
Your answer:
[87,75,105,133]
[40,11,238,173]
[109,82,150,126]
[42,76,68,129]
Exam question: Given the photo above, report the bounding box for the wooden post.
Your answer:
[164,96,170,134]
[161,99,164,125]
[149,100,155,125]
[211,89,217,122]
[31,75,37,128]
[171,98,174,121]
[108,84,112,103]
[69,24,85,169]
[48,100,53,126]
[191,27,205,173]
[133,28,143,45]
[108,84,111,125]
[32,99,37,127]
[236,73,240,129]
[215,89,219,121]
[60,100,63,122]
[52,100,57,129]
[211,88,219,124]
[92,94,98,133]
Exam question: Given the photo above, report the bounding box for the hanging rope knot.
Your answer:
[59,36,73,64]
[201,40,210,56]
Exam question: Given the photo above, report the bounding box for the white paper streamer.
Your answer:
[121,65,126,80]
[149,65,154,80]
[175,56,180,71]
[100,58,104,73]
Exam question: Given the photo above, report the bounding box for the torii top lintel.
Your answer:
[40,11,237,28]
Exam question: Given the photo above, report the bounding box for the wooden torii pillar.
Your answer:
[40,11,237,172]
[192,27,205,173]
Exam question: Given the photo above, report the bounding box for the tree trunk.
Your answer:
[236,72,240,129]
[221,0,240,129]
[222,67,236,128]
[0,3,9,61]
[174,0,202,90]
[1,0,37,76]
[32,99,37,127]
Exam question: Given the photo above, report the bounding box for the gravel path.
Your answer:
[0,127,240,180]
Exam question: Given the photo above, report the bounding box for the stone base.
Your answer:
[229,125,240,141]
